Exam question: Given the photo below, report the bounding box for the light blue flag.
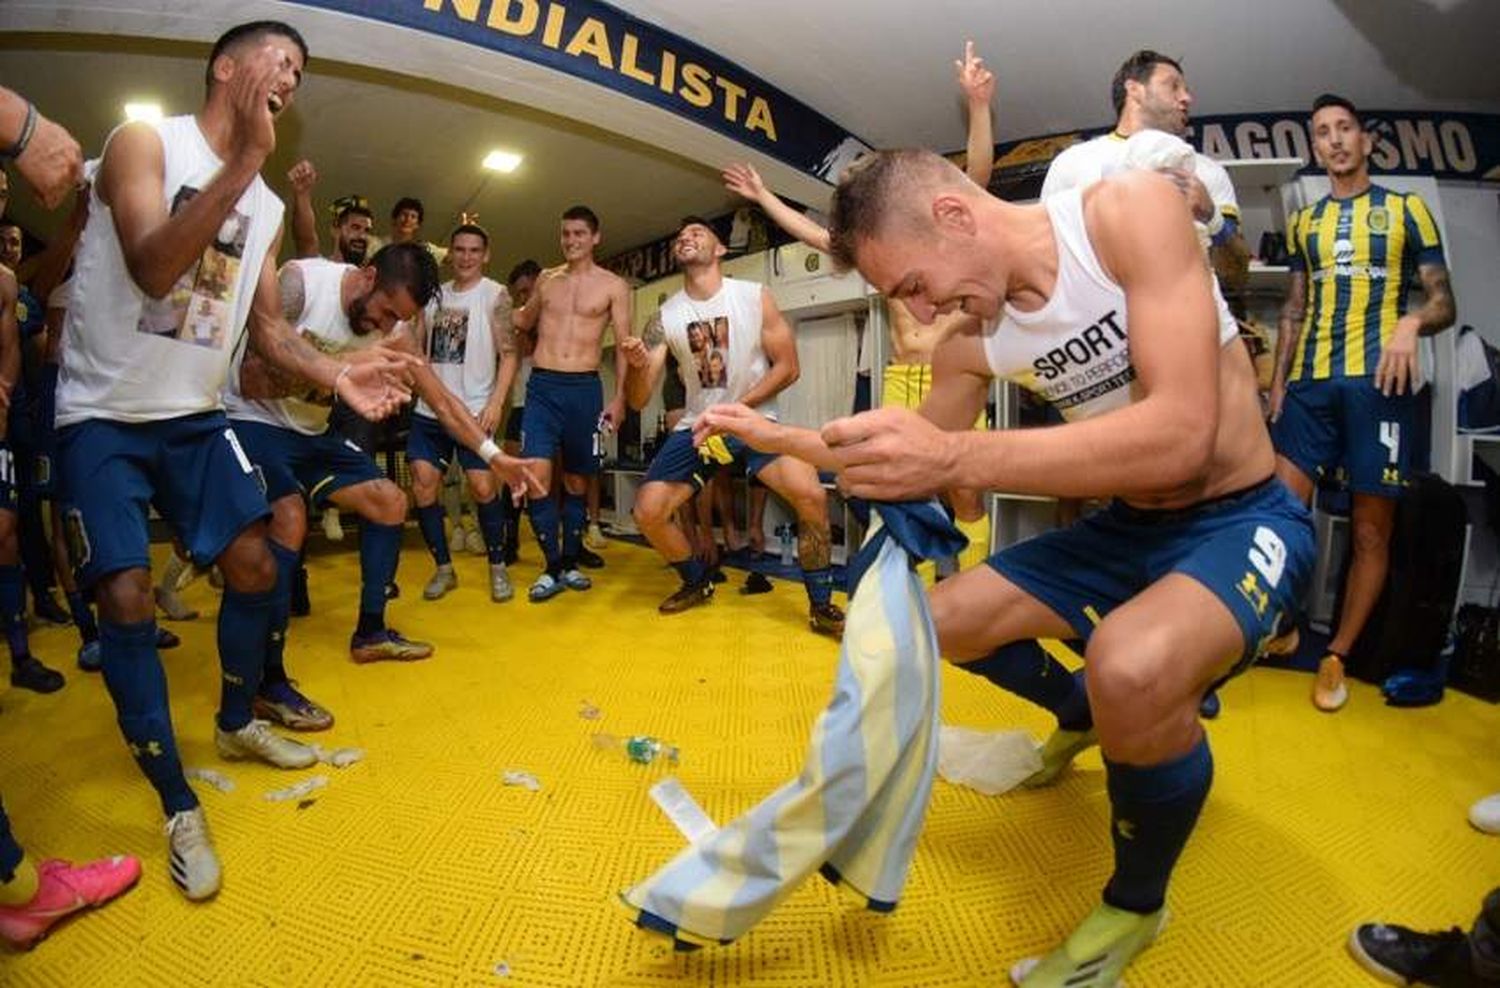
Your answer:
[621,501,968,948]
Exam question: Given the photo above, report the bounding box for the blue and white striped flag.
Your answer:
[621,501,968,948]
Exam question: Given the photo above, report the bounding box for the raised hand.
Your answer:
[722,162,767,204]
[15,110,83,210]
[955,40,995,106]
[287,159,317,196]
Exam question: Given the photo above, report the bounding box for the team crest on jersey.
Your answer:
[63,507,92,572]
[1367,207,1390,234]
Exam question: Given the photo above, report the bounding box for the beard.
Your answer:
[346,292,380,336]
[340,237,368,265]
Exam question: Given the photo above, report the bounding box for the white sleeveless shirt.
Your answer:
[415,277,505,419]
[658,277,776,430]
[983,187,1237,421]
[224,258,379,435]
[56,115,283,427]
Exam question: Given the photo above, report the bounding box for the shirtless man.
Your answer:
[698,150,1315,985]
[511,205,632,601]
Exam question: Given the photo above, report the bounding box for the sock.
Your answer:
[216,585,276,732]
[0,565,29,662]
[66,590,98,644]
[415,503,450,566]
[528,493,562,573]
[1102,736,1213,914]
[561,491,587,567]
[98,619,197,816]
[263,540,300,688]
[963,641,1093,731]
[502,492,520,554]
[671,558,708,587]
[18,498,53,603]
[0,795,27,896]
[802,567,835,608]
[474,497,507,565]
[358,521,402,635]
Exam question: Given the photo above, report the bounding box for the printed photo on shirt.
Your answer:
[687,317,729,389]
[429,307,470,364]
[136,185,249,349]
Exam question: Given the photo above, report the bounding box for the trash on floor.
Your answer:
[593,733,679,766]
[185,767,236,793]
[649,776,718,844]
[311,745,365,768]
[502,770,542,791]
[264,775,330,802]
[936,726,1042,795]
[578,700,602,720]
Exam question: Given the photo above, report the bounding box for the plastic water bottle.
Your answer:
[778,524,794,565]
[593,732,680,766]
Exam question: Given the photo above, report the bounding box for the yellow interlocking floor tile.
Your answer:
[2,535,1497,985]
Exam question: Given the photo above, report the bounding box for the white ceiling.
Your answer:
[2,0,1497,278]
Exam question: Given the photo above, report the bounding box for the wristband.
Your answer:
[0,101,37,160]
[333,363,352,393]
[478,438,502,462]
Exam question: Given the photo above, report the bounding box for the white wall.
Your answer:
[1438,182,1500,349]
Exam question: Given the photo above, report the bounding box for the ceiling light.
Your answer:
[124,102,163,123]
[482,150,523,173]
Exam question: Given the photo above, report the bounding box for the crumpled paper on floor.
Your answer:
[265,775,329,802]
[186,767,236,793]
[936,726,1042,795]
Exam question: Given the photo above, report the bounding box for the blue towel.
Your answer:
[621,501,967,948]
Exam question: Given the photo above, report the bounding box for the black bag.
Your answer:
[1451,603,1500,702]
[1338,473,1468,684]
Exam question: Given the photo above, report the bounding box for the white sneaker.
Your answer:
[466,527,487,555]
[321,509,344,542]
[584,522,607,551]
[214,719,318,769]
[165,807,221,901]
[489,563,514,603]
[559,568,592,591]
[423,564,458,601]
[1470,792,1500,834]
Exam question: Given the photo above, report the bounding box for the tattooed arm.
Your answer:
[237,259,310,400]
[480,287,517,435]
[621,310,670,411]
[1376,262,1457,397]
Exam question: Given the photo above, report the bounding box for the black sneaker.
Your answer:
[32,592,71,626]
[659,581,713,614]
[383,581,400,601]
[577,547,605,570]
[155,627,182,650]
[809,603,846,638]
[710,567,728,584]
[11,655,65,693]
[1349,923,1486,986]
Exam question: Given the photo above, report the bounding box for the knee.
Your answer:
[410,467,440,505]
[372,481,409,525]
[219,536,276,594]
[269,497,307,550]
[469,473,497,503]
[96,568,154,623]
[1083,626,1173,714]
[562,474,587,497]
[633,490,669,530]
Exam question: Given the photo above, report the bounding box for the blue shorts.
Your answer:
[406,413,487,474]
[0,439,18,514]
[989,478,1315,669]
[230,418,383,507]
[56,411,271,585]
[521,369,602,476]
[643,429,777,489]
[1271,377,1416,496]
[504,406,524,443]
[29,364,59,497]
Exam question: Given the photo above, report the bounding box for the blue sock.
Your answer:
[672,558,707,586]
[216,585,276,732]
[802,567,835,608]
[561,491,586,566]
[0,564,29,661]
[0,795,21,880]
[1102,736,1214,914]
[358,521,402,632]
[475,497,506,564]
[528,494,562,573]
[963,641,1093,731]
[416,503,450,566]
[66,590,98,644]
[264,540,299,687]
[99,619,197,816]
[18,497,53,602]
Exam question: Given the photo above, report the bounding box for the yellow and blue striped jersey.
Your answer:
[1287,184,1444,382]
